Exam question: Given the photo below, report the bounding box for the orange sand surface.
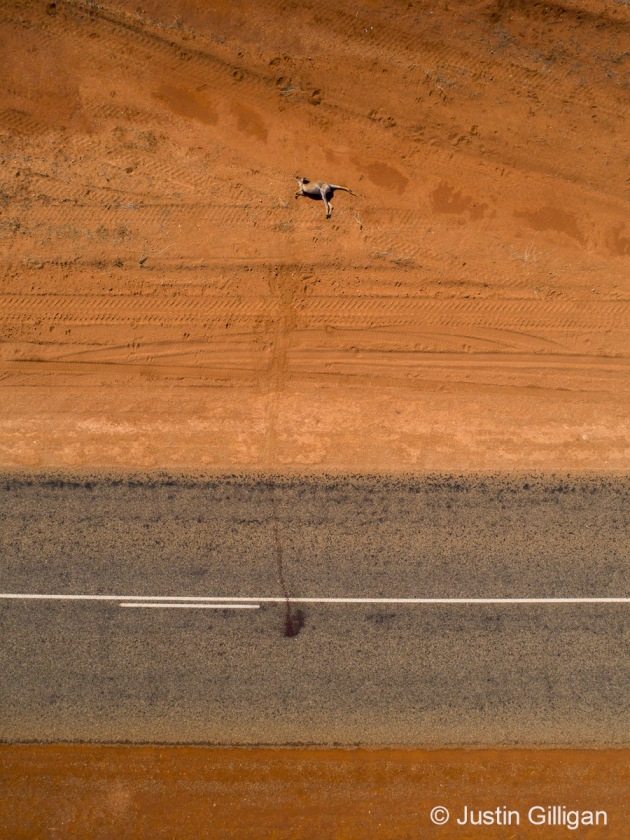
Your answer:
[0,0,628,471]
[1,745,628,839]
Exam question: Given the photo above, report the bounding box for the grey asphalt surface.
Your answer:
[0,473,628,746]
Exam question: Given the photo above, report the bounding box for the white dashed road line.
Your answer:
[119,602,260,609]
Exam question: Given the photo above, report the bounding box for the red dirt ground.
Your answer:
[0,0,628,471]
[1,745,629,839]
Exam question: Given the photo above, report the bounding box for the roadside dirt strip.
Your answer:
[1,746,628,839]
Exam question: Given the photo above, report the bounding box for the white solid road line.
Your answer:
[1,593,629,604]
[119,602,260,609]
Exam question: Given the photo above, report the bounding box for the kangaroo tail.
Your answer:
[331,185,359,197]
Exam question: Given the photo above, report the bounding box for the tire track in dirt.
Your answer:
[33,342,271,373]
[285,348,630,387]
[3,202,296,249]
[4,355,626,393]
[2,293,627,332]
[0,109,45,135]
[296,296,630,330]
[292,324,568,354]
[292,299,630,358]
[0,358,264,383]
[0,294,277,325]
[15,202,276,231]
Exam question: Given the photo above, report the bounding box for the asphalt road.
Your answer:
[1,473,628,746]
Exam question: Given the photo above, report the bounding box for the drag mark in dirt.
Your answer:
[262,267,301,464]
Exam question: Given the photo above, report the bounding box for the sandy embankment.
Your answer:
[0,0,628,471]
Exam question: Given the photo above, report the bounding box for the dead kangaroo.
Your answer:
[294,175,358,218]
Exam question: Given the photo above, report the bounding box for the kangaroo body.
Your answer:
[294,176,358,218]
